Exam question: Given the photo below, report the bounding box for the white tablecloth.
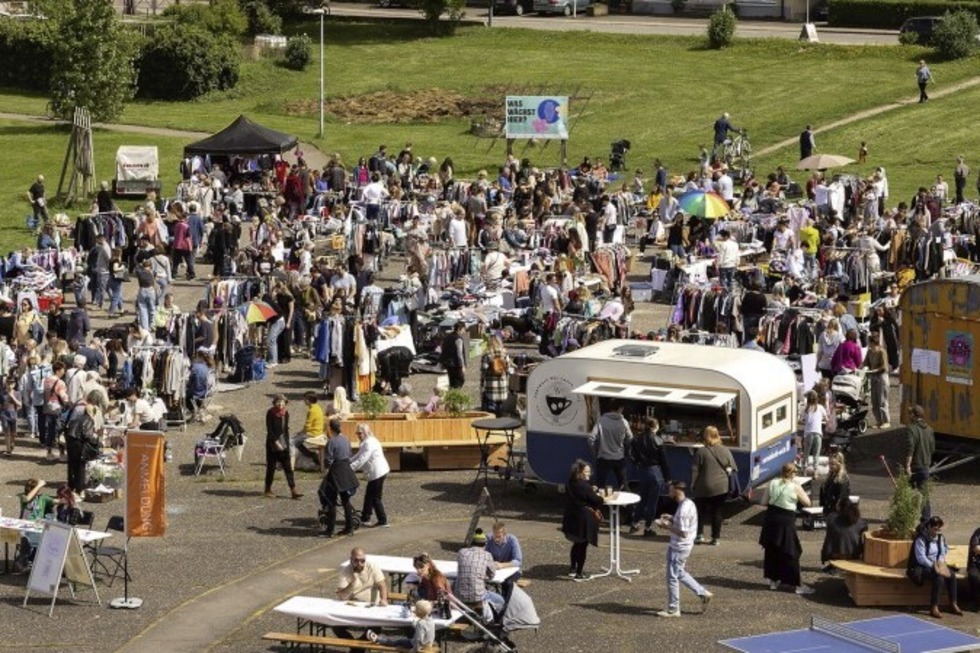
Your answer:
[0,517,111,544]
[375,324,416,356]
[274,596,460,629]
[340,554,520,585]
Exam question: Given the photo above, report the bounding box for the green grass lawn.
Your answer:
[0,22,978,249]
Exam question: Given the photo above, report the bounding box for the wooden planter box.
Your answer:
[342,412,494,445]
[863,529,913,568]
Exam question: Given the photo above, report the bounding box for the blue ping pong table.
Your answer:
[720,615,980,653]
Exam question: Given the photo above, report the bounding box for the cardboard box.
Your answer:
[84,489,120,504]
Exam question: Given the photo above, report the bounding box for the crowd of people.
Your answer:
[4,131,980,630]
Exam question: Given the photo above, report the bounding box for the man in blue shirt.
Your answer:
[712,112,736,160]
[187,349,211,421]
[186,202,206,254]
[484,521,523,601]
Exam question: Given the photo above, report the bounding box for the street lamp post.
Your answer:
[313,8,325,139]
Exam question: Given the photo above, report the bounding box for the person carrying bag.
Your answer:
[264,395,303,500]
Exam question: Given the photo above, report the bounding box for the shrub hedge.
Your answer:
[0,20,55,91]
[136,24,240,100]
[828,0,980,29]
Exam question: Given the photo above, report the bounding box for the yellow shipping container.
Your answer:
[898,277,980,441]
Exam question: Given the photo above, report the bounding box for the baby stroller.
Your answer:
[609,140,631,171]
[446,584,540,653]
[827,408,869,453]
[832,369,868,423]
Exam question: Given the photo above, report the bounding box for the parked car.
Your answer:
[495,0,534,15]
[533,0,592,16]
[899,16,945,45]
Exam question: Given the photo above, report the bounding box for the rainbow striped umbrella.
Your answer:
[676,189,731,220]
[242,300,278,324]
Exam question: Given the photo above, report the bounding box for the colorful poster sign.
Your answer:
[125,431,167,537]
[945,330,974,385]
[505,96,569,140]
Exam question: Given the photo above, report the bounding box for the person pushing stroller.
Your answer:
[318,418,360,538]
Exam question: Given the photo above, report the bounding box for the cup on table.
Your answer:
[605,486,613,497]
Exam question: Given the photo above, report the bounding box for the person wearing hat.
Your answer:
[456,528,503,617]
[264,394,303,499]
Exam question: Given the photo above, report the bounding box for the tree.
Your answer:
[137,24,240,100]
[706,5,736,49]
[163,0,248,37]
[932,10,979,60]
[47,0,137,122]
[410,0,467,35]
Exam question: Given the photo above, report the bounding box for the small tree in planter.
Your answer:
[358,391,388,420]
[442,389,473,417]
[885,473,924,540]
[864,473,928,567]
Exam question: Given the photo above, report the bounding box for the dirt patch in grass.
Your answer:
[284,86,507,123]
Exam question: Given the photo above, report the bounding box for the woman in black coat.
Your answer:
[561,459,605,580]
[264,395,303,499]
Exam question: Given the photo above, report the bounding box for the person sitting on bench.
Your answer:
[366,599,435,652]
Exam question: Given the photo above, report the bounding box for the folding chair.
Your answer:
[194,438,226,476]
[89,516,131,587]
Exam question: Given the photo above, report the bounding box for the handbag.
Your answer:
[707,446,742,500]
[272,413,288,452]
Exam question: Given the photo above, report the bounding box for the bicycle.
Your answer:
[723,129,752,170]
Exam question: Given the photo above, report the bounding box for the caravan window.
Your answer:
[757,395,794,445]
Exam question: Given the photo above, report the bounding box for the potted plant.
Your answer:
[864,474,925,567]
[441,388,473,417]
[358,391,388,420]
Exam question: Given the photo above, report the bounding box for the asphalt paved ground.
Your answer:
[1,246,979,653]
[327,3,899,46]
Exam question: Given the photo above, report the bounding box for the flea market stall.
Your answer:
[526,340,798,491]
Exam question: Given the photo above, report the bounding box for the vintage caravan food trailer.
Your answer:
[526,340,798,492]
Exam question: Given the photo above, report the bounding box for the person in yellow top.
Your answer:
[798,218,820,279]
[291,390,326,469]
[646,184,663,212]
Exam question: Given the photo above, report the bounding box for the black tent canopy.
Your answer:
[183,115,298,157]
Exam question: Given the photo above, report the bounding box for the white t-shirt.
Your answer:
[539,284,560,314]
[716,239,739,269]
[717,174,734,201]
[803,405,827,434]
[670,497,698,552]
[448,218,468,248]
[362,181,388,205]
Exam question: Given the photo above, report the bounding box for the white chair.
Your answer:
[194,438,225,476]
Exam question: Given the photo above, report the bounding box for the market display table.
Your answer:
[470,417,522,488]
[0,517,110,573]
[585,491,641,583]
[339,554,520,592]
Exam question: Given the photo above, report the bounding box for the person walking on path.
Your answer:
[799,124,816,161]
[264,395,303,500]
[655,481,713,617]
[349,423,390,528]
[905,404,935,521]
[954,156,970,205]
[916,60,932,103]
[863,333,891,429]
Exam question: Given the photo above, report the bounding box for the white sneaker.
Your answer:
[795,585,815,595]
[769,580,779,590]
[656,609,681,617]
[266,362,278,368]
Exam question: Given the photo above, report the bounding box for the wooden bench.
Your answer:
[830,546,968,607]
[263,631,437,652]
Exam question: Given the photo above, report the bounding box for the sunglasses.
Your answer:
[351,558,366,564]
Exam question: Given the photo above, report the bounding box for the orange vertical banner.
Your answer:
[125,431,167,538]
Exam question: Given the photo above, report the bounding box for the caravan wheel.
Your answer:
[857,419,868,434]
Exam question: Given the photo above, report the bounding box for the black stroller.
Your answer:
[827,408,869,454]
[609,139,631,171]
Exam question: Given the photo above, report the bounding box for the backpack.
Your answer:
[368,154,381,173]
[488,354,506,377]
